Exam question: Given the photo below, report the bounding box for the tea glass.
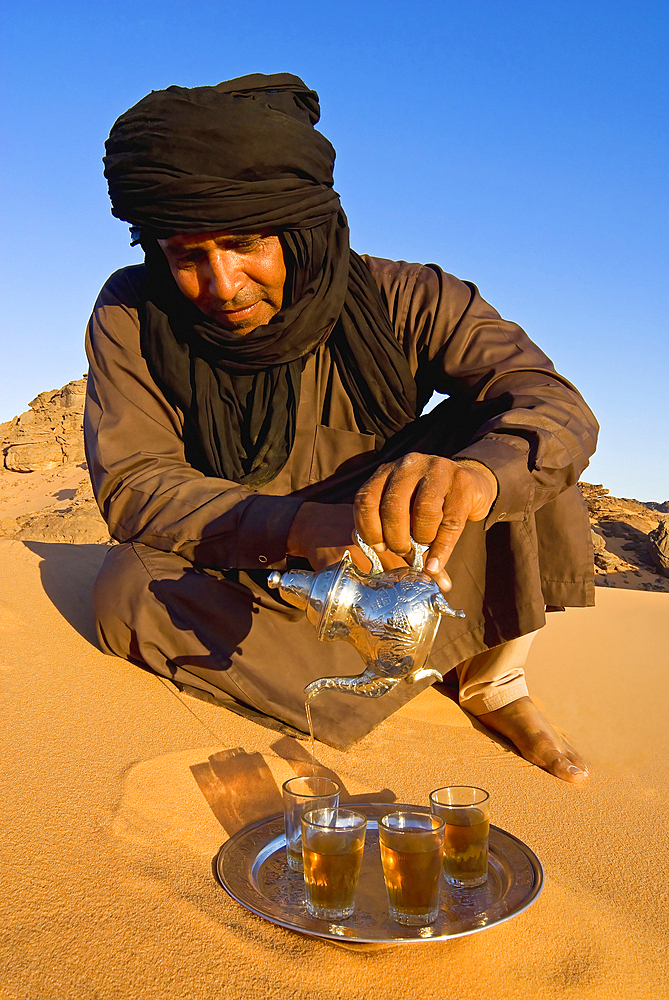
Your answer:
[282,776,340,871]
[301,807,367,919]
[378,810,445,926]
[429,786,490,887]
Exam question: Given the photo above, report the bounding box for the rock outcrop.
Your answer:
[8,476,111,545]
[647,518,669,577]
[0,376,109,544]
[579,483,669,591]
[1,378,87,472]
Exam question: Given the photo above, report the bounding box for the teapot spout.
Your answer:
[431,591,466,619]
[406,666,444,685]
[305,667,401,701]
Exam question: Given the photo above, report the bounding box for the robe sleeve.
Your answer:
[363,256,599,527]
[84,266,302,569]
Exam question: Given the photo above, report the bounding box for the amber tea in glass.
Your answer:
[301,808,367,920]
[378,811,445,926]
[429,786,490,887]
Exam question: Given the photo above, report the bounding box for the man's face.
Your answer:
[158,230,286,335]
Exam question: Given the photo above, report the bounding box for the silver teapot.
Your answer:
[267,533,465,700]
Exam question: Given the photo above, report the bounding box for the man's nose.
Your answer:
[204,250,245,302]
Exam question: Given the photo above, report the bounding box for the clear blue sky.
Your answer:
[1,0,667,500]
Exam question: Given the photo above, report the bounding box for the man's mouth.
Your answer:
[215,301,262,323]
[221,302,258,316]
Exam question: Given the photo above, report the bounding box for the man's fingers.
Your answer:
[355,455,494,567]
[426,566,453,592]
[424,510,469,576]
[356,455,453,555]
[353,465,393,550]
[409,474,455,546]
[377,471,425,555]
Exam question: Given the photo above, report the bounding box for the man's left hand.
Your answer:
[353,454,498,591]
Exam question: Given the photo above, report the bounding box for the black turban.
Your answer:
[103,73,417,487]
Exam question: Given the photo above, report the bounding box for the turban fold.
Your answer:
[103,74,417,488]
[104,73,339,236]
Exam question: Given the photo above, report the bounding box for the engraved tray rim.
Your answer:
[215,802,544,944]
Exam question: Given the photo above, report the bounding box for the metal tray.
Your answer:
[215,802,543,943]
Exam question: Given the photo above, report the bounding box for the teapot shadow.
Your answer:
[191,742,396,838]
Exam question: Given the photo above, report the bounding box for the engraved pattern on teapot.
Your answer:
[268,533,465,700]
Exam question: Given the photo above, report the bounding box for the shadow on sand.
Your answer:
[192,742,397,837]
[22,540,110,648]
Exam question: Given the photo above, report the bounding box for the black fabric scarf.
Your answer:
[105,74,417,486]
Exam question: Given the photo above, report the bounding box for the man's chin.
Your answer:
[215,318,254,335]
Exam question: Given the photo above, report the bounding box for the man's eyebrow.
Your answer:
[214,233,267,246]
[165,233,270,253]
[168,244,203,254]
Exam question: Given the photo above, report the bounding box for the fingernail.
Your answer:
[567,765,584,775]
[426,558,440,572]
[372,543,387,553]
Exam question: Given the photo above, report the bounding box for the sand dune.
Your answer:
[2,382,668,997]
[1,535,667,999]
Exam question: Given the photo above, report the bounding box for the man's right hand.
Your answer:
[286,502,408,574]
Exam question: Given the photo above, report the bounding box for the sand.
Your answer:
[1,536,668,1000]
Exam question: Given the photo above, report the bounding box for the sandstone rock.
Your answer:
[591,528,606,552]
[580,482,669,589]
[590,525,638,575]
[594,548,631,573]
[12,499,110,545]
[647,517,669,577]
[60,381,87,409]
[5,441,63,472]
[1,377,87,471]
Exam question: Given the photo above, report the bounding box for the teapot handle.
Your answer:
[410,539,429,571]
[354,532,429,576]
[353,532,384,575]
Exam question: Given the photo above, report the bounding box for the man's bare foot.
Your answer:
[475,697,589,784]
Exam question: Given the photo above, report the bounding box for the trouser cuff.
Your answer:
[459,674,530,716]
[456,630,538,716]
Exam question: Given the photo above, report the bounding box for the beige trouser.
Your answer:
[456,631,535,716]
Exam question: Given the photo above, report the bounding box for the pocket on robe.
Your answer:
[309,424,377,485]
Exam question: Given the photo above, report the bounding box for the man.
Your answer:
[87,73,597,782]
